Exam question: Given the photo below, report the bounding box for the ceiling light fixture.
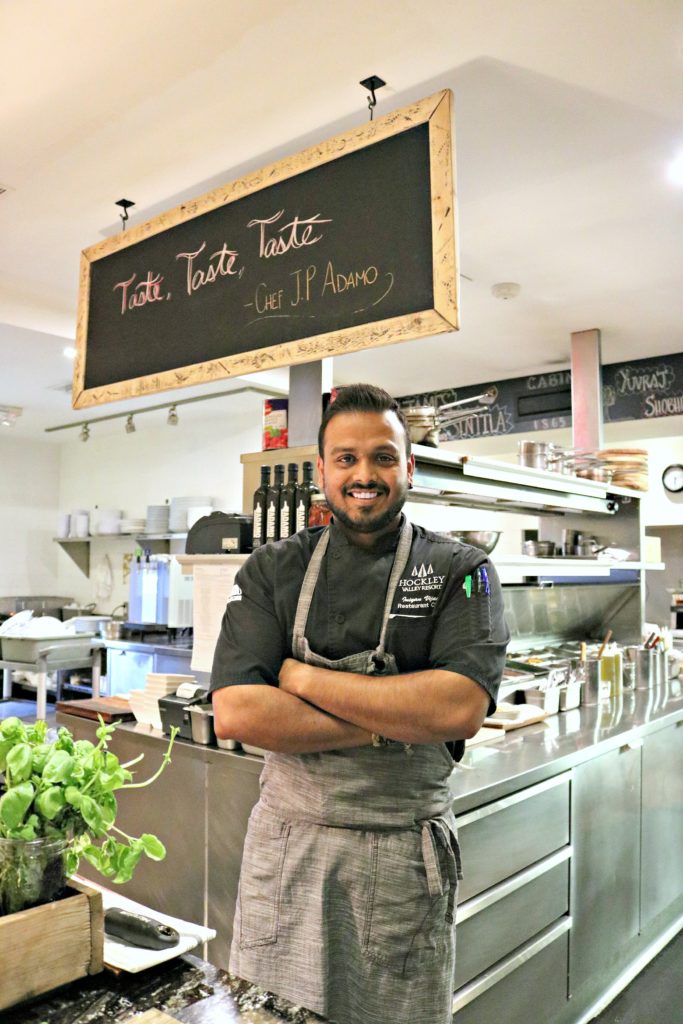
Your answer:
[44,384,287,439]
[63,346,77,359]
[0,405,22,428]
[125,415,136,434]
[80,423,90,442]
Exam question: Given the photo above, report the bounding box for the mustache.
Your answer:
[342,481,389,495]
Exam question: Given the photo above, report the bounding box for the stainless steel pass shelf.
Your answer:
[411,445,641,516]
[54,533,188,575]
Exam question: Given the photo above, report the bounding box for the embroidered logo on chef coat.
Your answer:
[391,551,450,617]
[227,584,242,604]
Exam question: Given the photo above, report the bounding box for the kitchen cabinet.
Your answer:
[569,740,642,994]
[641,719,683,927]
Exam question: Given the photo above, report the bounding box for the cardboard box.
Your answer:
[262,398,288,449]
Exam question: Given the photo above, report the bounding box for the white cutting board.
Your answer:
[73,875,215,973]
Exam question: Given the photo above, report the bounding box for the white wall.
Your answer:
[56,406,261,610]
[0,434,61,597]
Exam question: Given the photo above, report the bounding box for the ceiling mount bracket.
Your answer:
[359,75,386,121]
[115,198,135,230]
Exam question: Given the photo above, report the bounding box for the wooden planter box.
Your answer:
[0,878,103,1010]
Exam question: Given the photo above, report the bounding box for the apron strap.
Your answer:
[420,817,462,925]
[291,528,330,659]
[376,519,413,655]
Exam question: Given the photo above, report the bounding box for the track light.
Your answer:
[125,415,136,434]
[167,405,179,426]
[0,405,22,428]
[80,423,90,442]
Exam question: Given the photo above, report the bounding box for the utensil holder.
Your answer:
[581,658,611,705]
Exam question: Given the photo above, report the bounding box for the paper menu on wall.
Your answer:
[191,563,243,672]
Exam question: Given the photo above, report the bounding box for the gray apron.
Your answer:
[230,521,462,1024]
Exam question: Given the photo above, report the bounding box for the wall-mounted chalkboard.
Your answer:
[74,91,457,409]
[400,352,683,442]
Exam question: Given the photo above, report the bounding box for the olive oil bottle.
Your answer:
[252,465,270,548]
[265,463,285,543]
[279,462,299,538]
[295,461,319,531]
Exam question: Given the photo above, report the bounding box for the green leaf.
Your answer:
[79,795,105,834]
[35,785,66,820]
[6,742,33,782]
[0,781,35,829]
[42,748,74,784]
[113,845,143,884]
[55,727,75,753]
[0,717,26,740]
[139,833,166,861]
[64,785,84,809]
[30,743,51,774]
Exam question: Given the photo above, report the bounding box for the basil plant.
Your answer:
[0,716,177,893]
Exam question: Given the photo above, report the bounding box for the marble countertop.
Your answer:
[2,955,324,1024]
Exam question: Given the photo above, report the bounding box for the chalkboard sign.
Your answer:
[74,91,457,408]
[400,351,683,442]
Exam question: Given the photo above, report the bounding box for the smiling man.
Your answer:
[210,383,509,1024]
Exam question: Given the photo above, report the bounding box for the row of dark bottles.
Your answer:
[252,462,319,548]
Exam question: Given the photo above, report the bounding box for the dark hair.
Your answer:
[318,383,411,457]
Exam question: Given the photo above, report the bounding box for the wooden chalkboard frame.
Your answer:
[73,90,457,409]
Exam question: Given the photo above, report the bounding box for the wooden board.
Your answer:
[56,696,134,721]
[74,90,457,408]
[0,879,103,1011]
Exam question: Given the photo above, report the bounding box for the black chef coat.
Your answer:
[209,516,509,760]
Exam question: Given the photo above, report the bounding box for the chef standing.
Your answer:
[211,383,509,1024]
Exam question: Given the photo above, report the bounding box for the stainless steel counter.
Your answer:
[451,678,683,813]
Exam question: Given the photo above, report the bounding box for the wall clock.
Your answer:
[662,464,683,493]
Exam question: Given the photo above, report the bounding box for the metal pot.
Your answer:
[99,620,124,640]
[403,388,498,447]
[450,531,501,554]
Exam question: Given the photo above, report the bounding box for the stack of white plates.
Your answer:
[128,673,197,729]
[169,496,213,532]
[95,508,123,535]
[145,504,170,534]
[120,517,146,535]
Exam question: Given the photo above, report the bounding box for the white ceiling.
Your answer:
[2,0,683,440]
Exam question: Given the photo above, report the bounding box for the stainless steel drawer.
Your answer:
[456,773,570,902]
[454,847,570,989]
[452,919,571,1023]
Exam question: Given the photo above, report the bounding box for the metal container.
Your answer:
[522,539,555,557]
[559,679,582,710]
[189,703,217,745]
[449,531,501,554]
[518,440,553,470]
[99,620,124,640]
[524,685,560,714]
[216,736,240,750]
[628,647,662,690]
[581,658,611,705]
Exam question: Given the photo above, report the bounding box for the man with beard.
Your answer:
[210,383,509,1024]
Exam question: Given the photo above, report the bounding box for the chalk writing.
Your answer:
[113,271,168,314]
[248,210,332,258]
[176,242,242,296]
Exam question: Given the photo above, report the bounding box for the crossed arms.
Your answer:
[212,659,490,754]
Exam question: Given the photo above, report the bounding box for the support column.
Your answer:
[571,329,603,450]
[288,359,333,447]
